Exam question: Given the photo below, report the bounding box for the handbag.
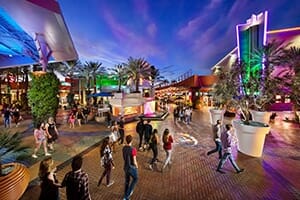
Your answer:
[110,131,118,142]
[100,156,105,167]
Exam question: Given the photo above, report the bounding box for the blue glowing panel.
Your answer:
[0,8,39,66]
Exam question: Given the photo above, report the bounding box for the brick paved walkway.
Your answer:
[19,107,300,200]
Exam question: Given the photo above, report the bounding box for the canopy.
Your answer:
[88,92,113,97]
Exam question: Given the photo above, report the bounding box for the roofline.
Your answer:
[267,26,300,34]
[210,26,300,71]
[211,47,237,71]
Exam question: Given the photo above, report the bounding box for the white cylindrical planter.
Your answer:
[250,110,272,125]
[232,119,270,157]
[209,109,225,124]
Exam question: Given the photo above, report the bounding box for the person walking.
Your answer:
[61,155,91,200]
[38,156,60,200]
[97,137,115,187]
[149,129,159,170]
[216,124,244,174]
[45,117,59,151]
[110,121,119,152]
[118,116,125,145]
[143,119,153,150]
[136,118,144,151]
[173,107,178,123]
[68,112,76,128]
[32,122,51,158]
[76,109,85,127]
[4,107,11,128]
[106,111,112,128]
[122,135,138,200]
[12,108,21,127]
[207,119,223,159]
[162,128,173,172]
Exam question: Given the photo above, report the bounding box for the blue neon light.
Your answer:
[0,8,39,60]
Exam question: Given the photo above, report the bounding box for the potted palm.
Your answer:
[281,46,300,123]
[248,40,286,124]
[210,67,237,124]
[0,130,30,200]
[219,59,272,157]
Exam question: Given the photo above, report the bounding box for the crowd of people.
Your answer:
[32,105,245,200]
[173,105,193,124]
[1,104,23,128]
[68,105,90,128]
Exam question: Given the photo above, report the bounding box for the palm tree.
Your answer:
[0,130,30,176]
[283,46,300,122]
[84,61,106,93]
[109,64,127,92]
[125,57,151,92]
[251,39,286,83]
[64,60,81,94]
[149,65,164,97]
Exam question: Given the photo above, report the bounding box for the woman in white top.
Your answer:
[32,122,51,158]
[110,121,119,152]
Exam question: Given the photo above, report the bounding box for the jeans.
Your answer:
[138,132,144,148]
[207,141,222,158]
[163,149,172,169]
[4,117,10,128]
[98,162,112,185]
[118,129,125,144]
[124,166,138,199]
[150,145,158,164]
[217,152,241,172]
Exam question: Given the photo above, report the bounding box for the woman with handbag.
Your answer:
[110,121,119,152]
[162,128,174,172]
[97,137,115,187]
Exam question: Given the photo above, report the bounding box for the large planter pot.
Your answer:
[95,116,105,123]
[232,120,270,157]
[250,110,272,125]
[0,163,30,200]
[209,109,225,124]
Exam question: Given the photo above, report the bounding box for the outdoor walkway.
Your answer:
[15,107,300,199]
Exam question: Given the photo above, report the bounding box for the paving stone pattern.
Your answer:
[19,107,300,200]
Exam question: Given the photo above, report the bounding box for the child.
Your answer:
[69,112,76,128]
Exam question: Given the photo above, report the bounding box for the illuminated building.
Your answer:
[212,11,300,110]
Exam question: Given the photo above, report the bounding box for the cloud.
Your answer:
[71,34,127,67]
[147,23,157,38]
[101,9,163,59]
[177,0,223,39]
[133,0,149,21]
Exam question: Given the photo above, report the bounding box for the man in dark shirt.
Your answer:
[143,119,153,150]
[61,155,91,200]
[118,116,125,144]
[122,135,138,200]
[136,118,144,151]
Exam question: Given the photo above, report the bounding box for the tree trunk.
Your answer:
[93,75,97,93]
[16,68,19,101]
[135,75,139,92]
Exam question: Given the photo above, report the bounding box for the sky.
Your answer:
[58,0,300,80]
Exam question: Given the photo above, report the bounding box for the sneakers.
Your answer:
[216,169,226,174]
[45,153,51,156]
[32,154,38,158]
[106,181,114,187]
[129,190,133,198]
[236,169,245,174]
[149,164,153,171]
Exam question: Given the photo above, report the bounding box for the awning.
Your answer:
[88,92,113,97]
